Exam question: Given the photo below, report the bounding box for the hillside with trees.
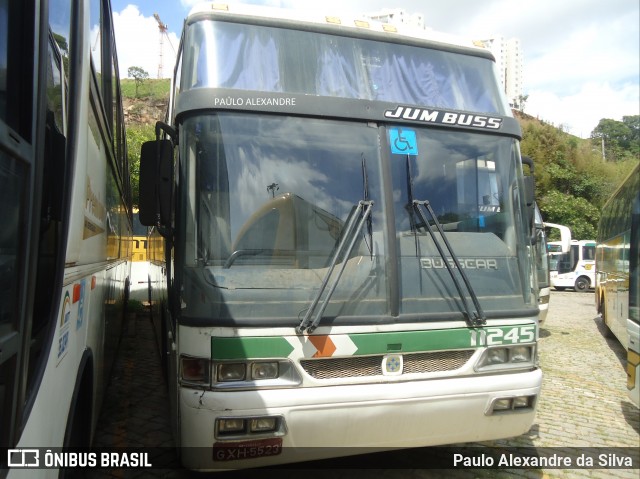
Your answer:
[516,110,638,239]
[122,77,638,240]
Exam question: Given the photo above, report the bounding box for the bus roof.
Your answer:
[186,2,491,57]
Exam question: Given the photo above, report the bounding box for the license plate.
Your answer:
[213,437,283,461]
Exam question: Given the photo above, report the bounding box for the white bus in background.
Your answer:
[549,239,596,292]
[534,208,570,323]
[140,2,542,470]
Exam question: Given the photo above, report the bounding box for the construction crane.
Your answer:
[153,13,175,79]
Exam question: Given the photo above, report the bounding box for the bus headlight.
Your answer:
[217,363,246,382]
[251,362,279,380]
[510,346,532,363]
[475,345,535,372]
[485,348,508,365]
[212,360,302,389]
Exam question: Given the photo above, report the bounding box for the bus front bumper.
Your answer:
[177,368,542,470]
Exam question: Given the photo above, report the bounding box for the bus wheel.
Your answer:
[574,276,590,292]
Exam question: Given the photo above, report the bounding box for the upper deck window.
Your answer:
[181,20,509,115]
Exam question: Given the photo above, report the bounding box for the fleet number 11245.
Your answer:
[469,325,536,346]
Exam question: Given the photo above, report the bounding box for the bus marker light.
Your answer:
[73,284,81,303]
[181,357,208,383]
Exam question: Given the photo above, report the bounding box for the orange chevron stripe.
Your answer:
[309,335,336,358]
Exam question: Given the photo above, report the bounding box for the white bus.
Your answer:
[1,0,132,475]
[533,207,570,323]
[140,3,541,469]
[549,239,596,292]
[596,164,639,406]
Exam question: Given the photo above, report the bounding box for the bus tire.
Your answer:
[574,276,590,292]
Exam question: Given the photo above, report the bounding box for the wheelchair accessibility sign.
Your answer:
[389,127,418,155]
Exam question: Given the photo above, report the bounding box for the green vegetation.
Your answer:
[519,112,638,239]
[126,123,155,209]
[122,78,170,208]
[121,78,170,101]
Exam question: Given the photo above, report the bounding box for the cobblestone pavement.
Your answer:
[89,291,639,478]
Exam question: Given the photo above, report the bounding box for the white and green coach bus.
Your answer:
[139,2,541,469]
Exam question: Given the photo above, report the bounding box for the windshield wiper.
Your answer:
[297,200,373,334]
[404,154,485,327]
[411,199,486,327]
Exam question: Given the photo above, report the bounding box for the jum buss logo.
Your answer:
[8,449,40,467]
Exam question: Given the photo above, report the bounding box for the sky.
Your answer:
[111,0,639,138]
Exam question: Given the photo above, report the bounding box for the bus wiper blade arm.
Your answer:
[412,199,486,327]
[297,200,373,334]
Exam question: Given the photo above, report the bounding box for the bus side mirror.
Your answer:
[139,139,173,227]
[545,223,571,253]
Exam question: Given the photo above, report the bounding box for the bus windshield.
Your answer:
[179,112,533,325]
[180,19,509,114]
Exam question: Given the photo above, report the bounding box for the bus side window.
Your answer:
[0,0,34,450]
[28,35,67,397]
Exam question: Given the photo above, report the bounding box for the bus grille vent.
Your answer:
[300,350,474,380]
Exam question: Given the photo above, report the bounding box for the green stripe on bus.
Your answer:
[349,329,474,355]
[212,336,294,360]
[211,325,533,359]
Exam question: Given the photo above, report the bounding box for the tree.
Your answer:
[515,94,529,112]
[539,191,600,240]
[590,118,632,162]
[127,66,149,97]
